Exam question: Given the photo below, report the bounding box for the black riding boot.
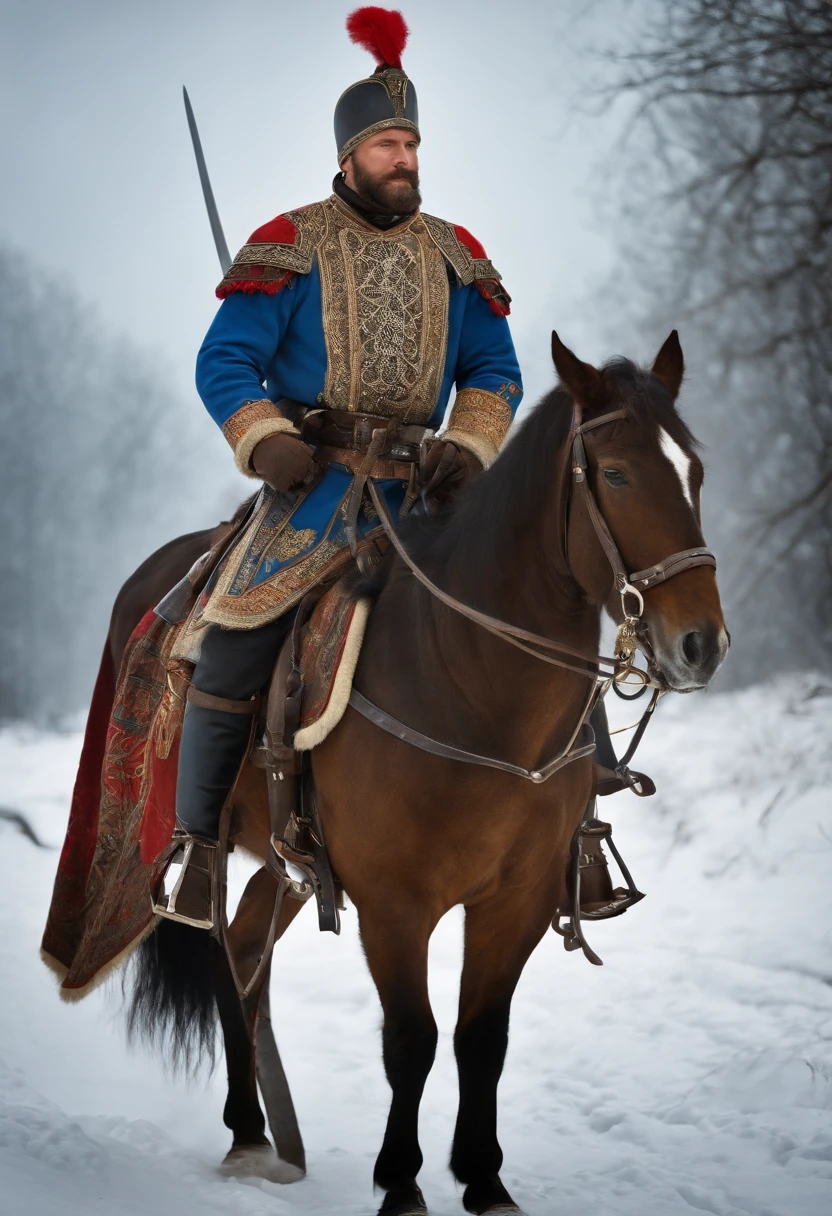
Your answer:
[154,615,294,930]
[175,701,254,839]
[153,702,254,929]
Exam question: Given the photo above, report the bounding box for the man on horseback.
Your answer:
[155,7,524,929]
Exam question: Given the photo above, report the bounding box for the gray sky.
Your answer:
[0,0,634,424]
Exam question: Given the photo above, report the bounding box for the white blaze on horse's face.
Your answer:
[659,427,694,509]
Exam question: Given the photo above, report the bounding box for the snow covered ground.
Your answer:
[1,673,831,1216]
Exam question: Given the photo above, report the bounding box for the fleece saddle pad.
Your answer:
[294,583,371,751]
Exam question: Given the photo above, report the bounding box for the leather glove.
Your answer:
[421,440,482,513]
[251,432,317,492]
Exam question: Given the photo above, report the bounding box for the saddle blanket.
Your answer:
[41,579,371,1000]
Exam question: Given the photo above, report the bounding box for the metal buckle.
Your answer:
[619,578,645,619]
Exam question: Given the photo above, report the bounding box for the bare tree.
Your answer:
[603,0,832,683]
[0,246,215,722]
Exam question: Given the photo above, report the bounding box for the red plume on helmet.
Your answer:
[346,7,409,70]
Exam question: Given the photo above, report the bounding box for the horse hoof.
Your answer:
[377,1184,429,1215]
[220,1144,305,1184]
[480,1207,528,1215]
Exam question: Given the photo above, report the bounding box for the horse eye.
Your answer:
[603,468,628,487]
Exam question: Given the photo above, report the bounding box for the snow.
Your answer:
[1,674,831,1216]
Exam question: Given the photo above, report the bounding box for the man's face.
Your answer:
[342,129,421,212]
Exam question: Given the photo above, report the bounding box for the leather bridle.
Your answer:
[565,402,716,676]
[366,403,716,683]
[346,402,718,782]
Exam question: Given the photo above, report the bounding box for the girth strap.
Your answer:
[348,687,597,782]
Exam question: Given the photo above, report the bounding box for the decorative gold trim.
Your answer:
[442,387,515,468]
[228,242,312,275]
[338,117,420,163]
[218,203,330,294]
[201,540,355,630]
[316,197,449,422]
[294,598,371,750]
[379,69,409,117]
[420,214,502,287]
[222,399,299,478]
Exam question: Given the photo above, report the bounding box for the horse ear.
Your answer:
[551,331,603,407]
[651,330,685,400]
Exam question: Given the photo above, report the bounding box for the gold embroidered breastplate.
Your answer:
[291,196,450,423]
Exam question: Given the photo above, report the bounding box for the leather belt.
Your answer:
[302,408,432,465]
[313,445,417,481]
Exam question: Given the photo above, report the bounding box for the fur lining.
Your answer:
[442,428,496,469]
[294,598,371,750]
[234,416,299,479]
[44,918,160,1004]
[40,948,69,984]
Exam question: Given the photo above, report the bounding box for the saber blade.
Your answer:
[183,86,232,274]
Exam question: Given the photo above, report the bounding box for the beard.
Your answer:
[351,161,421,214]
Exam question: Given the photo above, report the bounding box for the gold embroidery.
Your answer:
[420,214,503,287]
[445,387,513,453]
[219,204,330,291]
[222,399,283,449]
[380,69,408,116]
[202,538,353,630]
[335,70,419,161]
[264,524,317,564]
[317,197,449,423]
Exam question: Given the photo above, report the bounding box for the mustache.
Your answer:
[384,168,419,187]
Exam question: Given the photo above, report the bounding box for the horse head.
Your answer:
[551,330,729,691]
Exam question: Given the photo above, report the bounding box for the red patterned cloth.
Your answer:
[41,612,191,998]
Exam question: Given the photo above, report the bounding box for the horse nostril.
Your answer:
[682,631,705,667]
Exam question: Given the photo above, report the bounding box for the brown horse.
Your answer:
[119,332,727,1216]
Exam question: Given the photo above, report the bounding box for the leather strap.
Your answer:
[186,686,261,715]
[343,429,388,559]
[629,547,717,589]
[348,687,597,783]
[367,482,616,681]
[302,408,432,461]
[571,407,716,605]
[314,446,417,481]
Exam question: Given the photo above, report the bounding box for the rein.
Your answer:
[348,404,717,781]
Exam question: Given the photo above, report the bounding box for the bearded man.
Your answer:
[156,8,524,928]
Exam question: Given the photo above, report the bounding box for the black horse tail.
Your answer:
[125,920,219,1075]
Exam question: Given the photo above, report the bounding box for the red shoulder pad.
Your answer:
[247,214,298,246]
[216,212,301,299]
[452,224,511,317]
[453,224,487,260]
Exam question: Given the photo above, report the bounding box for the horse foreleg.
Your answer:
[359,903,439,1216]
[451,881,558,1216]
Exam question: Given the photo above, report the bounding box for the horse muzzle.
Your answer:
[645,620,730,691]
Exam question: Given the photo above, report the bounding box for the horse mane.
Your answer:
[388,357,700,598]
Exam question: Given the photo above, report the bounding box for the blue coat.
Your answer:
[192,194,523,630]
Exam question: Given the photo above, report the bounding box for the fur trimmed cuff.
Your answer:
[441,386,516,469]
[221,399,300,478]
[441,429,495,469]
